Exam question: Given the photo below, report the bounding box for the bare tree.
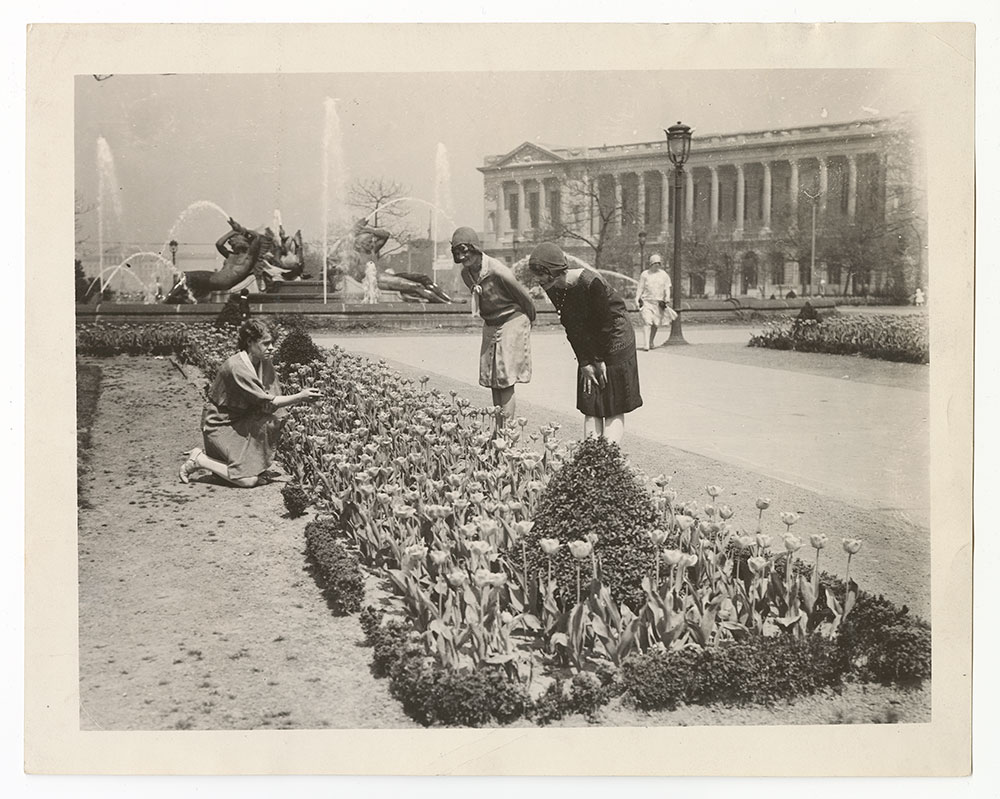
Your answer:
[346,177,419,259]
[552,174,627,270]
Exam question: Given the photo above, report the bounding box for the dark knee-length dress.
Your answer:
[546,269,642,418]
[201,352,286,479]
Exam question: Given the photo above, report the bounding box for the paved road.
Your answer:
[315,326,929,530]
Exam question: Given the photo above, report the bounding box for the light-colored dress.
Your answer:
[461,254,537,389]
[201,351,285,479]
[635,268,678,326]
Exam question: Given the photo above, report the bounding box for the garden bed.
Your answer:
[76,324,928,724]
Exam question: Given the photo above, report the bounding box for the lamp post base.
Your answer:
[663,316,689,345]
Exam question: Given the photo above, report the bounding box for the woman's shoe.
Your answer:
[179,448,202,483]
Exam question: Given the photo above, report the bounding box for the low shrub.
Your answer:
[281,483,310,518]
[622,634,848,711]
[514,437,658,610]
[837,594,931,686]
[748,313,929,364]
[305,520,364,615]
[529,671,614,725]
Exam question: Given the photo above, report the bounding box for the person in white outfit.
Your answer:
[634,253,678,350]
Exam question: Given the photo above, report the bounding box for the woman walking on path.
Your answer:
[452,226,536,422]
[179,320,322,487]
[634,252,678,350]
[527,242,642,444]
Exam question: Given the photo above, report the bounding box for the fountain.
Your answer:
[432,143,454,270]
[321,97,348,303]
[158,200,231,263]
[96,137,124,291]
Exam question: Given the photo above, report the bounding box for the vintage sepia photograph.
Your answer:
[25,22,975,777]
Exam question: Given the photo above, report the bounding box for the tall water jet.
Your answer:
[432,142,454,269]
[321,97,348,303]
[96,136,124,290]
[160,200,231,263]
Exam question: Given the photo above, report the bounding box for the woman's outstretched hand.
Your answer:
[297,387,324,403]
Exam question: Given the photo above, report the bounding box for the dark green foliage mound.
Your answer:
[622,634,848,711]
[213,295,246,329]
[281,483,310,518]
[516,437,658,610]
[305,519,364,615]
[838,594,931,686]
[276,327,322,372]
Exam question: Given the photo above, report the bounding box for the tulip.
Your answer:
[703,504,717,518]
[735,534,755,550]
[675,514,695,531]
[430,550,449,567]
[718,504,734,520]
[539,538,561,556]
[472,568,492,588]
[662,549,684,567]
[755,533,773,550]
[648,529,668,547]
[486,572,508,588]
[568,541,593,560]
[748,556,768,575]
[810,534,828,550]
[842,538,862,555]
[706,485,722,498]
[585,532,600,546]
[780,512,800,528]
[653,473,672,487]
[783,534,803,553]
[501,611,514,625]
[683,553,699,569]
[493,438,508,452]
[446,569,468,588]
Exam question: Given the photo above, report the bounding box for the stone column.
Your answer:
[637,172,646,228]
[847,155,858,219]
[818,158,828,214]
[685,169,694,227]
[613,174,622,229]
[789,160,799,222]
[735,164,745,236]
[539,179,548,228]
[762,162,772,231]
[517,180,526,234]
[496,182,506,238]
[709,166,719,229]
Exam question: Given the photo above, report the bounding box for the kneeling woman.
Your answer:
[179,320,322,487]
[527,243,642,444]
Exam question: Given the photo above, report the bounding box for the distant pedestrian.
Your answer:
[634,253,677,351]
[452,227,536,422]
[914,287,925,306]
[528,242,642,444]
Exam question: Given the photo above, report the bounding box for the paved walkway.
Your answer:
[315,326,929,530]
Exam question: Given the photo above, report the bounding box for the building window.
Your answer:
[548,189,561,229]
[527,192,540,229]
[506,193,519,231]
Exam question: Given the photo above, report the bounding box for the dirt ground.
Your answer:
[76,350,930,730]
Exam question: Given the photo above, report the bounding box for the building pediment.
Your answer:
[492,142,565,168]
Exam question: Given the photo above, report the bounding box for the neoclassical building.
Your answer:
[478,116,925,299]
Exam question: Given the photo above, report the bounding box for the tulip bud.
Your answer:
[810,533,828,550]
[568,540,593,560]
[539,538,561,556]
[842,538,862,555]
[755,497,771,510]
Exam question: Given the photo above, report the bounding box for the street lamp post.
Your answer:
[638,229,647,278]
[664,122,692,345]
[802,188,821,296]
[512,235,519,263]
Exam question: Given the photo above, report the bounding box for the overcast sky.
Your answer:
[75,68,923,254]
